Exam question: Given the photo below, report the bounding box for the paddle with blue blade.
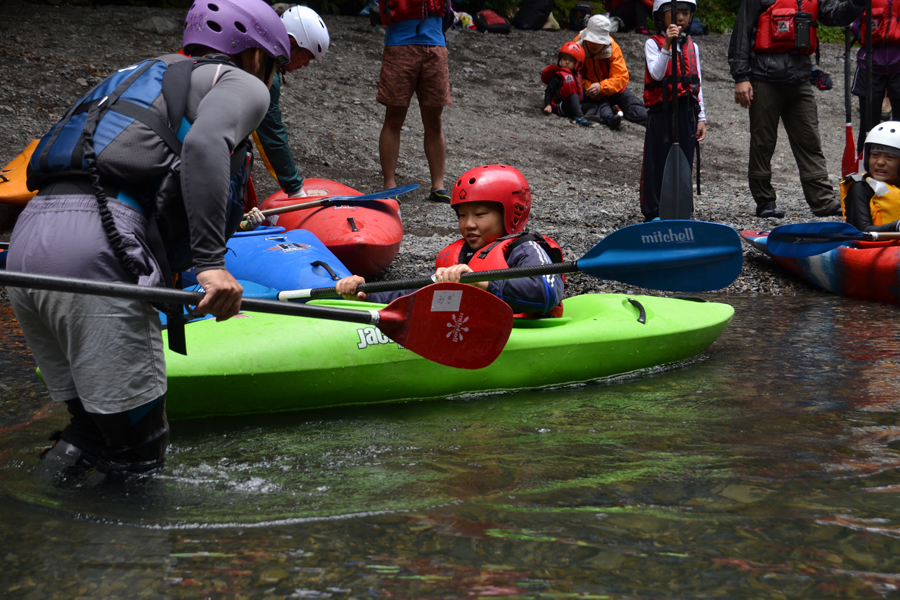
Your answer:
[278,220,744,301]
[0,271,512,370]
[243,184,419,221]
[766,222,900,257]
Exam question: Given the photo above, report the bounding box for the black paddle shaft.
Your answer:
[0,270,381,325]
[305,262,579,299]
[866,0,873,132]
[844,28,852,124]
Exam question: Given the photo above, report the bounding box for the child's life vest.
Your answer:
[753,0,819,55]
[26,54,253,276]
[435,232,565,318]
[858,0,900,46]
[378,0,446,27]
[541,65,584,106]
[643,35,701,107]
[840,173,900,225]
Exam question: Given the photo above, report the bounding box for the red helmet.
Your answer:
[451,165,531,235]
[558,41,585,70]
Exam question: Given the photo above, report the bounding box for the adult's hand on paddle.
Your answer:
[435,265,490,290]
[693,121,707,142]
[335,275,369,301]
[240,207,265,231]
[734,82,753,108]
[195,269,243,321]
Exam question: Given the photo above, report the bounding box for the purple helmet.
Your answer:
[184,0,290,64]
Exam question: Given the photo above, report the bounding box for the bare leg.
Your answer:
[420,104,446,192]
[379,105,409,189]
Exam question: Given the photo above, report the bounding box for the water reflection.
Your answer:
[1,294,900,598]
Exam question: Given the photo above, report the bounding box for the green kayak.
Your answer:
[163,293,733,420]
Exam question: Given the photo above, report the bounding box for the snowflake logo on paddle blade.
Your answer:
[446,313,469,342]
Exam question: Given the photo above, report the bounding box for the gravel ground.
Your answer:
[0,4,857,301]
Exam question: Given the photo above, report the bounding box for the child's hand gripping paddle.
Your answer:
[0,271,513,370]
[279,220,744,300]
[766,222,900,257]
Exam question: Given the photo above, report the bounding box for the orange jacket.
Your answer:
[572,35,630,97]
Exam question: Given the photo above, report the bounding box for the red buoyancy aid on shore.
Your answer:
[378,0,446,26]
[859,0,900,45]
[435,232,565,318]
[541,65,584,108]
[643,35,701,108]
[753,0,819,55]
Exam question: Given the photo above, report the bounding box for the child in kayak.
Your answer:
[640,0,706,222]
[542,42,593,127]
[841,121,900,232]
[335,165,565,317]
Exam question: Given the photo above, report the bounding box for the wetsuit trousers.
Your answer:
[747,80,839,216]
[640,101,696,221]
[555,93,585,119]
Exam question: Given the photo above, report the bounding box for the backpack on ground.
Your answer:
[569,4,593,31]
[511,0,555,30]
[474,9,511,33]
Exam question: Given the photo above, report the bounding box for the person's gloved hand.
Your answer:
[810,67,833,91]
[240,207,265,231]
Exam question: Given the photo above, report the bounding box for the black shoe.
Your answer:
[818,203,843,217]
[757,205,785,219]
[427,188,450,204]
[607,111,623,130]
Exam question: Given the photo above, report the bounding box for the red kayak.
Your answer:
[259,178,402,278]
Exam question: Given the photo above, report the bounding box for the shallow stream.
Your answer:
[1,294,899,599]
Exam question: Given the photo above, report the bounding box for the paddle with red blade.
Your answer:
[242,184,419,220]
[841,28,857,178]
[0,271,512,370]
[278,220,744,300]
[766,222,900,257]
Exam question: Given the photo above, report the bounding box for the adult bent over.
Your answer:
[6,0,289,482]
[728,0,863,218]
[376,0,452,203]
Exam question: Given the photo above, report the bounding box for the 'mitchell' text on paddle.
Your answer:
[640,227,696,244]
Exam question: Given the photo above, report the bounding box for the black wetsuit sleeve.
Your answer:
[485,241,564,316]
[254,73,304,196]
[845,180,899,232]
[818,0,864,28]
[544,74,563,107]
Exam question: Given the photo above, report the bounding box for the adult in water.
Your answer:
[6,0,289,482]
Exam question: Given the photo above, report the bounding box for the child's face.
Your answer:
[869,150,900,182]
[456,202,505,251]
[663,8,692,28]
[559,53,578,71]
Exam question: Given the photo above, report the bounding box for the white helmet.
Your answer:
[282,6,330,60]
[865,121,900,157]
[651,0,697,21]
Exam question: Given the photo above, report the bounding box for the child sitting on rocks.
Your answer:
[541,42,593,127]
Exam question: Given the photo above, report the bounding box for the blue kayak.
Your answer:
[184,226,352,294]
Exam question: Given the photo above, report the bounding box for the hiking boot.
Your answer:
[607,111,623,130]
[757,204,785,219]
[817,203,843,217]
[427,188,451,204]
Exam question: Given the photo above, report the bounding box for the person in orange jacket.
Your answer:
[574,15,648,129]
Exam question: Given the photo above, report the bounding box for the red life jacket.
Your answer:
[435,232,565,318]
[753,0,819,55]
[378,0,446,27]
[541,65,584,108]
[643,35,701,108]
[859,0,900,45]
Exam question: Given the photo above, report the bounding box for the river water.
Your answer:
[1,293,899,599]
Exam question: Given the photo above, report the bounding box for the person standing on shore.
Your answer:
[375,0,452,203]
[728,0,864,219]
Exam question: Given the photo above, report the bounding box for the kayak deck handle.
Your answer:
[347,217,359,232]
[311,260,341,281]
[627,298,647,325]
